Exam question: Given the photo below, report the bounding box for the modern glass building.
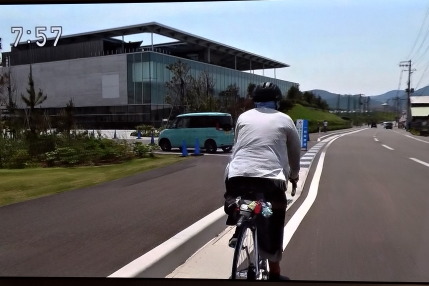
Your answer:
[1,22,298,129]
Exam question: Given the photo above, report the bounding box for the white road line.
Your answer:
[410,157,429,168]
[382,144,394,150]
[393,130,429,144]
[405,135,429,144]
[282,128,366,250]
[108,208,225,277]
[374,138,379,142]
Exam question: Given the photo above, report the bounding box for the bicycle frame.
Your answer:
[231,200,270,280]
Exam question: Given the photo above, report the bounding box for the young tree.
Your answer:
[219,84,241,119]
[165,62,219,115]
[165,60,192,117]
[242,83,256,111]
[57,98,76,138]
[21,65,47,136]
[199,70,217,111]
[187,70,218,112]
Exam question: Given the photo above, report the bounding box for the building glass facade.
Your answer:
[127,51,297,125]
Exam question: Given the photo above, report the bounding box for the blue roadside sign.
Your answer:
[296,119,309,150]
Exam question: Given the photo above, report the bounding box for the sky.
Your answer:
[1,0,429,96]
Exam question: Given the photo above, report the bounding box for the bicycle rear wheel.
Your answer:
[231,225,258,280]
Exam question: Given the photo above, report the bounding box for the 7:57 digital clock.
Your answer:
[11,26,62,47]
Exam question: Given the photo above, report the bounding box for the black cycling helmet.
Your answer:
[252,82,282,102]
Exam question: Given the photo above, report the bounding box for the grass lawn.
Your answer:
[286,104,350,131]
[0,154,187,207]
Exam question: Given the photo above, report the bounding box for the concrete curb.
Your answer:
[108,207,227,278]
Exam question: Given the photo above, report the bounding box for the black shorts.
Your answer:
[224,176,287,261]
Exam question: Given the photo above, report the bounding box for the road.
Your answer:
[0,152,229,276]
[1,127,428,283]
[281,127,429,282]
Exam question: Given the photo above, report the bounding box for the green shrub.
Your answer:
[0,138,29,169]
[57,147,80,166]
[1,132,153,169]
[9,149,30,169]
[132,125,160,137]
[43,147,79,167]
[133,142,160,158]
[44,150,57,167]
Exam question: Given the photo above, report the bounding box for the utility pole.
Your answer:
[347,95,351,114]
[358,94,363,113]
[399,60,415,128]
[336,94,340,112]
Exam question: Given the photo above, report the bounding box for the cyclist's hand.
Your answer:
[289,176,298,184]
[289,176,298,197]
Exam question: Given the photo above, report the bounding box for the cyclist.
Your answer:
[223,82,301,280]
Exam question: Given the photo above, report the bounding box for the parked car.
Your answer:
[158,112,234,153]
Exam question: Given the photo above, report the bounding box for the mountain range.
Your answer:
[308,86,429,111]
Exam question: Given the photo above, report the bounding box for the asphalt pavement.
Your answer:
[0,127,367,278]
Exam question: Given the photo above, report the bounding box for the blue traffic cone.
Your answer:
[180,140,188,157]
[137,130,141,139]
[192,138,203,156]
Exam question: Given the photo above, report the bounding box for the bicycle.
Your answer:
[230,180,297,280]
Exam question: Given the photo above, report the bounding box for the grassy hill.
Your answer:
[283,104,351,132]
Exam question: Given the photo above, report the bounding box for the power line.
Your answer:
[408,4,429,61]
[414,57,429,91]
[394,69,404,98]
[412,42,429,67]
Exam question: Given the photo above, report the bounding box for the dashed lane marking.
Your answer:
[382,144,394,150]
[410,158,429,168]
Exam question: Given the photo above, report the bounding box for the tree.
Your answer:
[242,83,255,111]
[165,61,219,115]
[57,98,76,138]
[199,70,217,111]
[219,84,241,119]
[286,85,302,104]
[165,60,192,117]
[21,65,47,136]
[247,83,256,98]
[186,70,218,112]
[1,68,20,137]
[303,91,316,106]
[315,95,329,110]
[0,69,17,114]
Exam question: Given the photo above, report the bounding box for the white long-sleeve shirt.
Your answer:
[225,107,301,182]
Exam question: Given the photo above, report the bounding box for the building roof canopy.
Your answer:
[41,22,289,71]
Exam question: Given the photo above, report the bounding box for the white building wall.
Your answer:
[10,54,127,108]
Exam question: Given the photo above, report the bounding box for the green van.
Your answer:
[158,112,234,153]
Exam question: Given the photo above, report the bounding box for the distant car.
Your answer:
[371,122,377,128]
[384,122,393,129]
